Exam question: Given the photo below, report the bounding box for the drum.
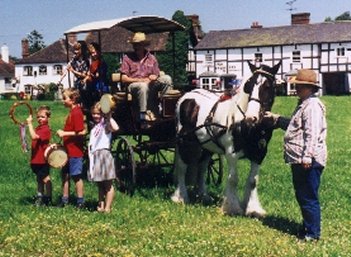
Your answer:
[44,143,68,169]
[100,94,116,114]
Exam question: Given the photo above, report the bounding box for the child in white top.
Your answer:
[88,102,119,212]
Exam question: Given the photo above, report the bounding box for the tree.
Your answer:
[102,53,120,84]
[27,30,46,54]
[325,11,351,21]
[157,10,192,86]
[335,11,351,20]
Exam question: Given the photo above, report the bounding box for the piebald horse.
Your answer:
[171,61,281,217]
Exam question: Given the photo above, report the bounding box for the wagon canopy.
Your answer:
[63,15,185,86]
[64,15,185,35]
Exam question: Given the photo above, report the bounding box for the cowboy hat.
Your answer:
[128,32,150,45]
[289,69,320,87]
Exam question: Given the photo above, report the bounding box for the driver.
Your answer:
[119,32,172,125]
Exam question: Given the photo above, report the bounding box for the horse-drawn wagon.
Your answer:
[64,15,224,194]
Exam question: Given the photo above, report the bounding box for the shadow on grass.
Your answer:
[18,195,99,212]
[261,215,301,236]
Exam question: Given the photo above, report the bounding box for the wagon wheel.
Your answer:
[137,142,175,170]
[114,136,136,195]
[206,154,224,185]
[133,141,175,187]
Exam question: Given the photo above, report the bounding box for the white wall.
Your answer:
[195,41,350,95]
[15,63,73,93]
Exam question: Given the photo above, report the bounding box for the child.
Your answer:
[88,102,119,213]
[57,88,87,208]
[26,105,52,206]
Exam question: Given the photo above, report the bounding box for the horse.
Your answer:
[171,61,281,217]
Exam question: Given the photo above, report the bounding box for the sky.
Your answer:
[0,0,350,58]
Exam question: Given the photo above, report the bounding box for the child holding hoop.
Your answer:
[26,105,52,206]
[88,102,119,213]
[57,88,87,208]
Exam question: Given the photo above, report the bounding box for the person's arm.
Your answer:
[26,115,39,140]
[105,112,119,133]
[275,116,290,130]
[57,129,86,138]
[68,65,87,79]
[301,101,324,168]
[57,109,86,138]
[263,112,290,130]
[121,73,151,84]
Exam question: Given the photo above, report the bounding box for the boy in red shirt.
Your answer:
[27,105,52,206]
[57,88,87,208]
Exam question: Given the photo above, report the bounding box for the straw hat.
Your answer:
[290,69,320,88]
[128,32,150,45]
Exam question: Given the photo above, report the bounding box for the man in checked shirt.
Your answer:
[264,69,327,242]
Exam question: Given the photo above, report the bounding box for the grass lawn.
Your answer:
[0,96,350,257]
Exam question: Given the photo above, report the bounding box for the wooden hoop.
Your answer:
[9,101,33,125]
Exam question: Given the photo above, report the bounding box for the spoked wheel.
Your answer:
[133,141,175,187]
[136,142,175,170]
[206,153,224,186]
[114,136,136,195]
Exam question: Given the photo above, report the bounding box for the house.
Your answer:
[15,38,73,97]
[194,13,351,95]
[14,26,183,94]
[0,44,15,96]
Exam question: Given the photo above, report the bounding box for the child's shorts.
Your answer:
[62,157,83,177]
[31,164,50,179]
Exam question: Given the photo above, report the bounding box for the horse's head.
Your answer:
[243,61,281,125]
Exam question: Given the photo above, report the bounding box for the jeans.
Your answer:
[291,161,324,239]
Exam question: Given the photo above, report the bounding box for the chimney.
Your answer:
[291,12,310,25]
[1,44,9,63]
[251,21,263,29]
[21,38,30,58]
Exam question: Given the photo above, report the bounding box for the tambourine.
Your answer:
[9,101,33,125]
[44,143,68,169]
[100,93,116,114]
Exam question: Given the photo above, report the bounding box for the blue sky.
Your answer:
[0,0,350,58]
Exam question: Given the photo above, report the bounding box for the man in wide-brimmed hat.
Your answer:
[120,32,172,126]
[264,69,327,242]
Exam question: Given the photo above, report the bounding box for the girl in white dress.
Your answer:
[88,102,119,212]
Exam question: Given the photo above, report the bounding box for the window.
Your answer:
[23,66,33,76]
[292,50,301,62]
[39,65,47,75]
[254,53,263,62]
[201,78,210,90]
[337,47,345,56]
[53,65,63,75]
[24,85,32,95]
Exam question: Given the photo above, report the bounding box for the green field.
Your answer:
[0,96,350,257]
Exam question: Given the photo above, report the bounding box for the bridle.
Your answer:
[244,68,276,121]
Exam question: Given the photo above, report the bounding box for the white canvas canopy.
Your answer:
[63,15,185,86]
[64,15,185,35]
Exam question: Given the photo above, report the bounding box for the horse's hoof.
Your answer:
[198,194,213,205]
[221,205,244,216]
[246,210,267,219]
[171,194,187,204]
